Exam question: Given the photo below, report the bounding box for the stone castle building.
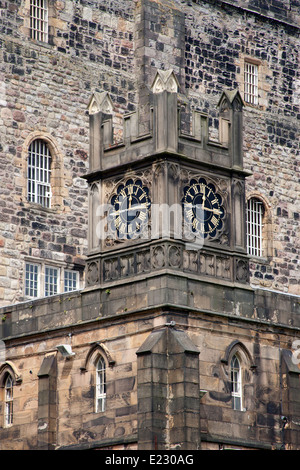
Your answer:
[0,0,299,451]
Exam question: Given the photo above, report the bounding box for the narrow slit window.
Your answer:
[27,139,52,208]
[247,198,264,257]
[96,357,106,413]
[30,0,48,43]
[231,355,242,411]
[4,375,13,427]
[244,62,258,105]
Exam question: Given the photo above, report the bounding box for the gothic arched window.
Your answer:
[4,374,13,427]
[231,354,242,411]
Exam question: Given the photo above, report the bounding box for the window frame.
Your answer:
[45,265,59,297]
[64,270,79,293]
[95,356,106,413]
[246,197,264,258]
[244,61,259,106]
[4,374,13,428]
[27,138,52,209]
[230,354,242,411]
[30,0,49,43]
[25,262,40,298]
[24,262,80,299]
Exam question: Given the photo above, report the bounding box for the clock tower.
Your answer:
[85,70,250,294]
[84,69,250,450]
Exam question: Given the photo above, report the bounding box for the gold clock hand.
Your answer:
[204,207,222,214]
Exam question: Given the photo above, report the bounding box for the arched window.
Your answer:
[4,374,13,427]
[95,357,106,413]
[27,139,52,208]
[231,354,242,411]
[246,197,265,257]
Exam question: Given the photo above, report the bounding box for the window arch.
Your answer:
[80,343,115,415]
[23,132,64,210]
[95,356,106,413]
[0,362,22,428]
[221,340,256,412]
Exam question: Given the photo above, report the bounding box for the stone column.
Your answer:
[137,326,201,450]
[37,353,57,450]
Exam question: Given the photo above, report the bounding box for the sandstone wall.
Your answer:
[0,0,136,305]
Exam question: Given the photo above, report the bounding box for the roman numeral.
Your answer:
[211,215,218,226]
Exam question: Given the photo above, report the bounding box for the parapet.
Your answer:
[86,69,245,177]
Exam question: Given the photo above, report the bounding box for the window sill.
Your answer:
[22,201,59,213]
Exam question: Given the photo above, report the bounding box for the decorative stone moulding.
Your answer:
[87,91,114,115]
[151,69,180,94]
[85,242,249,287]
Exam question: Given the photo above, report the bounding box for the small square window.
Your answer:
[64,270,78,293]
[25,263,39,298]
[45,266,59,297]
[244,62,258,105]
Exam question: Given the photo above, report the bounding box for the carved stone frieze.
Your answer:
[168,245,181,268]
[152,245,166,269]
[86,260,100,286]
[235,258,250,284]
[85,242,249,287]
[183,248,233,281]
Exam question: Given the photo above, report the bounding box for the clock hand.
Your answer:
[204,207,222,214]
[111,203,149,217]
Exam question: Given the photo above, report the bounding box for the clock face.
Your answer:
[183,177,225,238]
[108,179,150,239]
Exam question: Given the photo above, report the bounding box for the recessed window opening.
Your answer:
[244,62,258,105]
[64,270,78,293]
[45,266,59,297]
[4,375,13,427]
[30,0,48,43]
[27,139,52,208]
[96,357,106,413]
[25,263,39,298]
[247,198,264,257]
[231,355,242,411]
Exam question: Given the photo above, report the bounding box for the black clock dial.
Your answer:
[108,179,150,239]
[182,177,225,238]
